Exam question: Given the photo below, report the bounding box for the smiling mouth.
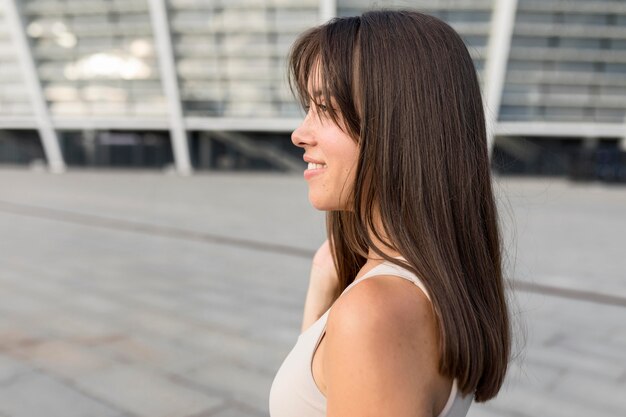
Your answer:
[307,162,327,170]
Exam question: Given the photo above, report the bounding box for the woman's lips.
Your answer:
[306,162,327,169]
[304,162,327,180]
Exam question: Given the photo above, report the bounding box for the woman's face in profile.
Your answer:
[291,74,358,212]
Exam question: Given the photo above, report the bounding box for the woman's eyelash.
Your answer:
[304,103,329,112]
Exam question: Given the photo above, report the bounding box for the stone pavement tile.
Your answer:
[467,403,519,417]
[205,405,266,417]
[191,303,256,334]
[543,302,624,337]
[230,295,301,333]
[88,333,208,375]
[608,326,626,348]
[116,281,257,338]
[0,316,50,351]
[2,170,626,417]
[607,329,626,352]
[181,279,302,336]
[0,353,34,385]
[122,290,195,315]
[0,371,128,417]
[505,357,566,391]
[0,287,53,317]
[186,360,271,415]
[0,279,128,346]
[61,290,130,317]
[525,344,624,380]
[75,363,223,417]
[243,321,301,350]
[483,383,621,417]
[0,169,326,251]
[179,327,289,376]
[11,339,116,380]
[35,311,127,343]
[557,337,626,372]
[186,286,247,311]
[0,268,67,302]
[114,307,199,339]
[552,372,626,416]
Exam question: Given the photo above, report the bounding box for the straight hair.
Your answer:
[288,9,511,402]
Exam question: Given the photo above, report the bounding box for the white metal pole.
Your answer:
[2,0,65,173]
[483,0,518,159]
[147,0,192,175]
[319,0,337,23]
[622,114,626,151]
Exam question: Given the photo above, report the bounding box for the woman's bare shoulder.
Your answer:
[323,274,444,416]
[330,274,435,333]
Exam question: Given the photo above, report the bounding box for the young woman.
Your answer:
[270,9,511,417]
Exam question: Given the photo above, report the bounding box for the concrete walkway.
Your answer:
[0,167,624,417]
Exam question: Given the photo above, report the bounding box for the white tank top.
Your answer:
[269,258,474,417]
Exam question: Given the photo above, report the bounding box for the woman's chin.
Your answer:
[308,195,348,212]
[309,189,352,211]
[309,199,331,211]
[308,194,334,211]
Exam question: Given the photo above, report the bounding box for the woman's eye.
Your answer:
[303,103,330,115]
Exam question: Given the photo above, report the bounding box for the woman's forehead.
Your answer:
[306,61,324,95]
[302,59,342,108]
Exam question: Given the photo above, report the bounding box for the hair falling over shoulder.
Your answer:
[288,9,511,402]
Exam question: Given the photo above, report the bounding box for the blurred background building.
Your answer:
[0,0,625,181]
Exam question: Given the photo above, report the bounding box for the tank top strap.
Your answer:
[341,258,431,301]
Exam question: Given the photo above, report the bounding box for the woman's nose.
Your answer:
[291,118,316,148]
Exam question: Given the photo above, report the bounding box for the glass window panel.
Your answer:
[606,63,626,73]
[168,0,318,117]
[547,84,590,95]
[611,39,626,50]
[508,60,546,71]
[516,12,554,24]
[57,129,173,168]
[445,11,492,23]
[9,0,624,126]
[560,38,602,49]
[22,0,166,119]
[0,4,34,117]
[504,0,626,122]
[499,105,533,121]
[593,108,625,123]
[543,106,585,121]
[553,61,597,72]
[600,85,626,96]
[461,35,488,48]
[562,13,611,26]
[512,36,550,48]
[0,130,44,164]
[337,0,493,97]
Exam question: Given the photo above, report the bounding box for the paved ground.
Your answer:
[0,166,624,417]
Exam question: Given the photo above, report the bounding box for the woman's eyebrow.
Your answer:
[311,91,337,100]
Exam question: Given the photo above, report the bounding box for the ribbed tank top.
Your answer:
[269,258,474,417]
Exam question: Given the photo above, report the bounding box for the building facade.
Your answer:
[0,0,625,178]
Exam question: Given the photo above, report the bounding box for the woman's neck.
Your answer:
[346,204,402,280]
[364,211,403,262]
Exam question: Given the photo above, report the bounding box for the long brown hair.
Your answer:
[288,9,510,402]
